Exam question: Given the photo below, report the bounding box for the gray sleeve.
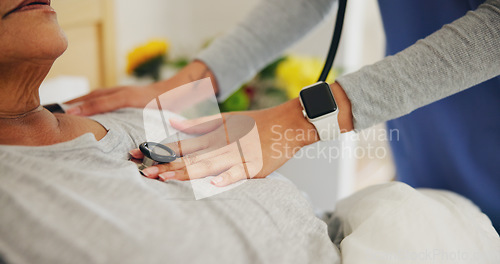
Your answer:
[337,0,500,130]
[196,0,336,101]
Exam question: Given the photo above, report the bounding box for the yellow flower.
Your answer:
[127,39,169,74]
[275,55,337,99]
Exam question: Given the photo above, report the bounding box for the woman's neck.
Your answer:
[0,105,44,119]
[0,64,107,146]
[0,62,48,113]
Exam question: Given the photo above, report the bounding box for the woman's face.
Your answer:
[0,0,67,65]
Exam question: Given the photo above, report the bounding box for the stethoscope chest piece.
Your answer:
[130,142,177,175]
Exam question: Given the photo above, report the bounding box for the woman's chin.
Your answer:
[22,28,68,62]
[4,15,68,60]
[39,33,68,60]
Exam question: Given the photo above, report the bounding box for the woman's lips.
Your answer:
[4,1,54,18]
[15,4,54,13]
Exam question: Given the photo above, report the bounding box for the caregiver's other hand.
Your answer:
[133,83,353,187]
[65,85,158,116]
[65,60,217,116]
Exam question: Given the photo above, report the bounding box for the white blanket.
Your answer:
[327,182,500,263]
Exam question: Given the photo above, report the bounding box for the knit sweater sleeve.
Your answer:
[336,0,500,129]
[196,0,336,101]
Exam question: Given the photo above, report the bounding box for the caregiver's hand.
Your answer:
[132,100,314,186]
[65,60,217,116]
[131,82,354,187]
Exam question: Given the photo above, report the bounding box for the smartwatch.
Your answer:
[299,82,340,141]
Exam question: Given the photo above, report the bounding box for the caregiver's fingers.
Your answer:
[158,151,243,181]
[156,143,238,172]
[213,162,264,187]
[65,87,121,104]
[165,135,212,157]
[170,117,221,135]
[210,164,250,187]
[138,134,219,177]
[129,148,144,159]
[140,138,212,178]
[65,91,127,116]
[170,114,224,135]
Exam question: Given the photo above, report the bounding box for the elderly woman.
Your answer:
[0,1,499,264]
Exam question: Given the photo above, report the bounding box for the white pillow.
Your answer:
[39,76,90,105]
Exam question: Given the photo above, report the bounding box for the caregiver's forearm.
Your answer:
[336,0,500,130]
[195,0,336,101]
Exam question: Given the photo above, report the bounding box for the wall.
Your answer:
[114,0,349,82]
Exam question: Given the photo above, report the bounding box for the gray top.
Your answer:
[0,109,340,264]
[2,109,499,263]
[196,0,500,130]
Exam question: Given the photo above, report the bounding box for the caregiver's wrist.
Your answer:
[190,60,219,94]
[330,81,354,133]
[281,98,319,147]
[283,82,354,147]
[150,60,219,95]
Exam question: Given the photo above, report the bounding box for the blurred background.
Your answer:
[42,0,394,211]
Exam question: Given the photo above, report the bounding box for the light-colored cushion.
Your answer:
[326,182,500,264]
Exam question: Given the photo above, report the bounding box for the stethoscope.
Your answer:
[133,142,177,172]
[45,0,347,173]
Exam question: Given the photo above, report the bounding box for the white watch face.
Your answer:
[300,82,337,119]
